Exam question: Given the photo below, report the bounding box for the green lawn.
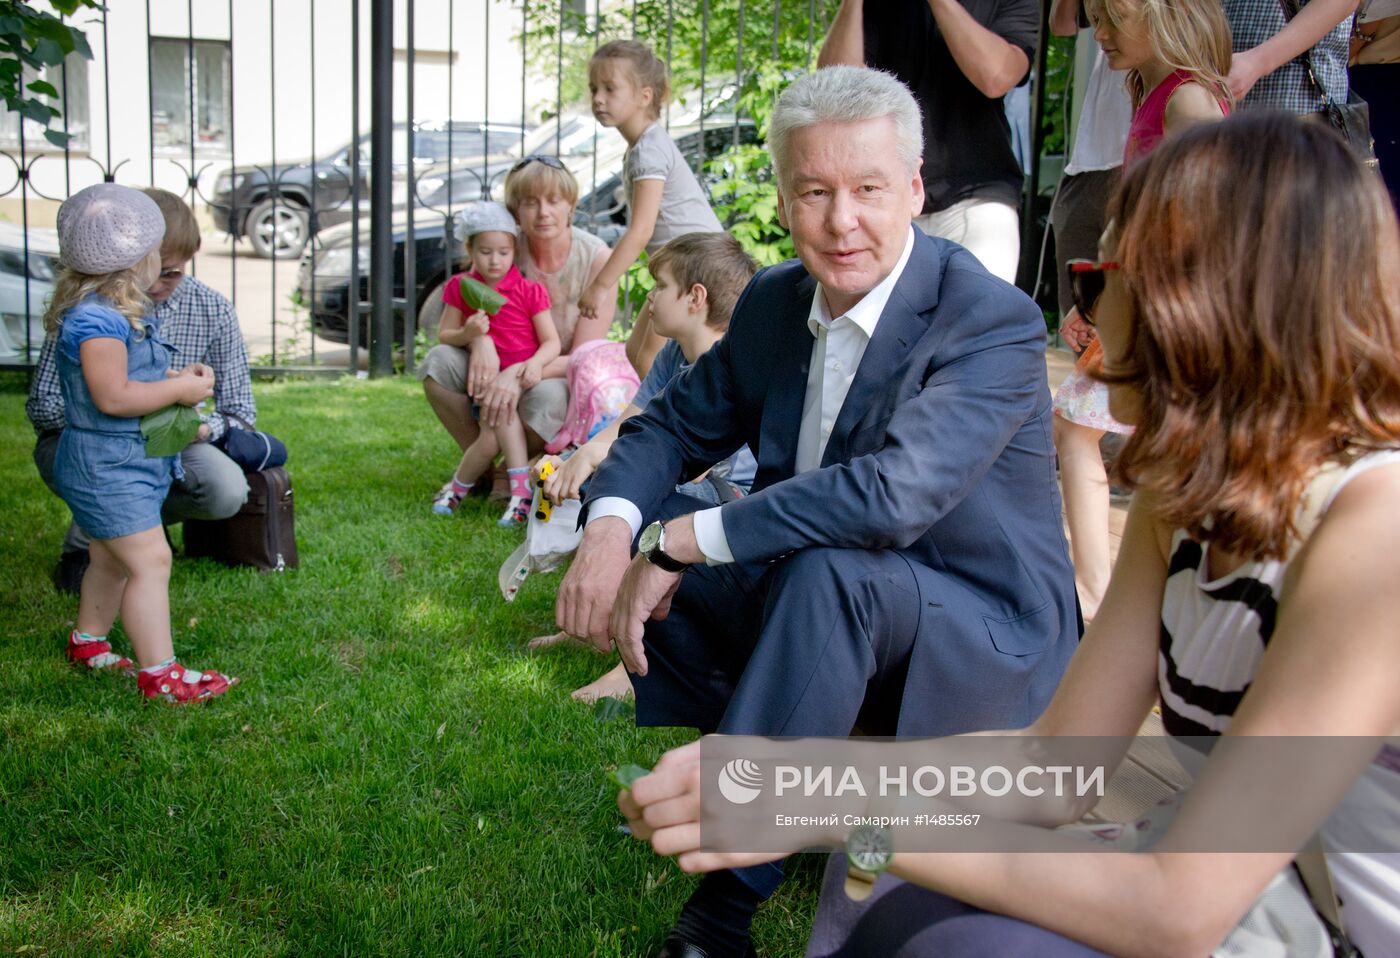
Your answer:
[0,375,819,957]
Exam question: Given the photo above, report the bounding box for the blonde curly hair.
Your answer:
[43,263,154,336]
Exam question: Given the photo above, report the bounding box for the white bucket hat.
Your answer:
[56,183,165,275]
[454,201,519,244]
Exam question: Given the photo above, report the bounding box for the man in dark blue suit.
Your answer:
[557,66,1077,958]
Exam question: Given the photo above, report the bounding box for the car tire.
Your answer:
[247,197,309,260]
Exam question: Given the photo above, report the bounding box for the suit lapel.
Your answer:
[757,274,816,479]
[820,238,944,467]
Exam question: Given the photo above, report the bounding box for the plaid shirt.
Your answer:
[1225,0,1351,114]
[25,275,256,441]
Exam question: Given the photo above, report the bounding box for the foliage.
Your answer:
[139,404,204,458]
[1039,33,1077,158]
[0,0,101,148]
[0,373,826,955]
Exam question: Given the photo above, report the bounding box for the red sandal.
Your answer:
[66,630,135,675]
[137,660,238,704]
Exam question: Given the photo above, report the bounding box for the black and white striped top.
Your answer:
[1156,449,1400,955]
[1158,449,1400,737]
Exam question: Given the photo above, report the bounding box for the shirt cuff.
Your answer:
[692,506,735,566]
[586,497,643,541]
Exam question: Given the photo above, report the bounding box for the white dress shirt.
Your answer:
[588,226,918,565]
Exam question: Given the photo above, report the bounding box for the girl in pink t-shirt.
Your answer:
[434,202,560,525]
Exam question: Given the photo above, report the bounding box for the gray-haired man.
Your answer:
[559,67,1077,957]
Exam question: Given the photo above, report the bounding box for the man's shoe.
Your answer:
[654,934,757,958]
[54,549,89,595]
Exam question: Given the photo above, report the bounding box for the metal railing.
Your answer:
[0,0,1054,380]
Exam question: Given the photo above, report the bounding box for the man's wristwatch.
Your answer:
[639,520,688,573]
[844,823,894,901]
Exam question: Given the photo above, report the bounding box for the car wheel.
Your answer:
[247,197,309,260]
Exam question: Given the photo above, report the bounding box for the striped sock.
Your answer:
[508,468,531,499]
[140,656,177,675]
[450,476,473,498]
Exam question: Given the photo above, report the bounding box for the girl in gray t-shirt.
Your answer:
[577,40,724,375]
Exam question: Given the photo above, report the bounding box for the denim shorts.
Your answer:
[54,428,175,540]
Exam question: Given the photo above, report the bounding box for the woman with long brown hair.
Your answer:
[617,113,1400,956]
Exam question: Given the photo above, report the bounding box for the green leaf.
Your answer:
[31,37,64,66]
[26,78,58,98]
[140,404,203,458]
[458,275,507,316]
[608,764,651,790]
[42,127,71,148]
[592,696,634,723]
[20,96,56,122]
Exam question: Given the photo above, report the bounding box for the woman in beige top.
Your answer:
[418,158,618,485]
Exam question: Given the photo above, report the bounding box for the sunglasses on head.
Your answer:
[509,154,566,174]
[1067,259,1120,326]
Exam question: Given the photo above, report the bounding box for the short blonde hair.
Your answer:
[503,160,580,217]
[141,187,202,263]
[1084,0,1232,108]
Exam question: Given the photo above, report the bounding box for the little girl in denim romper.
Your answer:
[47,183,237,704]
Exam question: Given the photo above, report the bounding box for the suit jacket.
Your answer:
[586,231,1077,733]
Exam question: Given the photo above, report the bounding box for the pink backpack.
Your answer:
[544,338,640,453]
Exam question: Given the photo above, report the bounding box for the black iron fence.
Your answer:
[0,0,1056,379]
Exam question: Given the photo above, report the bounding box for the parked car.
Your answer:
[0,222,58,363]
[295,120,759,348]
[209,120,530,261]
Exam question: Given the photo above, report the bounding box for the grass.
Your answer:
[0,374,820,957]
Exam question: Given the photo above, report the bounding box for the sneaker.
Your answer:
[432,482,463,516]
[65,630,134,674]
[137,660,237,705]
[497,495,530,527]
[53,549,89,595]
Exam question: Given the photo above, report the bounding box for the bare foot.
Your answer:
[526,630,603,654]
[571,663,633,703]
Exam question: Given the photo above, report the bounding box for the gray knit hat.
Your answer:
[454,201,519,244]
[56,183,166,275]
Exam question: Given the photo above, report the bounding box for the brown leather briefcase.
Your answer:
[183,466,298,572]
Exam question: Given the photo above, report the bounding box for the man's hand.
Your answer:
[1227,48,1265,103]
[467,337,501,399]
[1058,307,1096,353]
[609,555,682,677]
[557,517,633,646]
[479,366,523,428]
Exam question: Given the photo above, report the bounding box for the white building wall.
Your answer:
[5,0,551,226]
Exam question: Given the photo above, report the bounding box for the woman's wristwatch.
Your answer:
[844,823,894,901]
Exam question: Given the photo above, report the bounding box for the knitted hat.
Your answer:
[454,201,519,244]
[56,183,166,275]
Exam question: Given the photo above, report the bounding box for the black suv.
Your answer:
[296,122,758,348]
[209,120,527,260]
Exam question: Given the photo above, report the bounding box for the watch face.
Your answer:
[639,522,662,555]
[846,825,893,872]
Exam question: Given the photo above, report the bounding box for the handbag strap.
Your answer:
[1277,0,1346,111]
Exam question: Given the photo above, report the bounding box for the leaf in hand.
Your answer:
[609,764,651,791]
[459,275,507,316]
[140,404,203,458]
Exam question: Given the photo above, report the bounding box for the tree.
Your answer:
[0,0,101,148]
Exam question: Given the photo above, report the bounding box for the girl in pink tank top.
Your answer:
[1054,0,1231,619]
